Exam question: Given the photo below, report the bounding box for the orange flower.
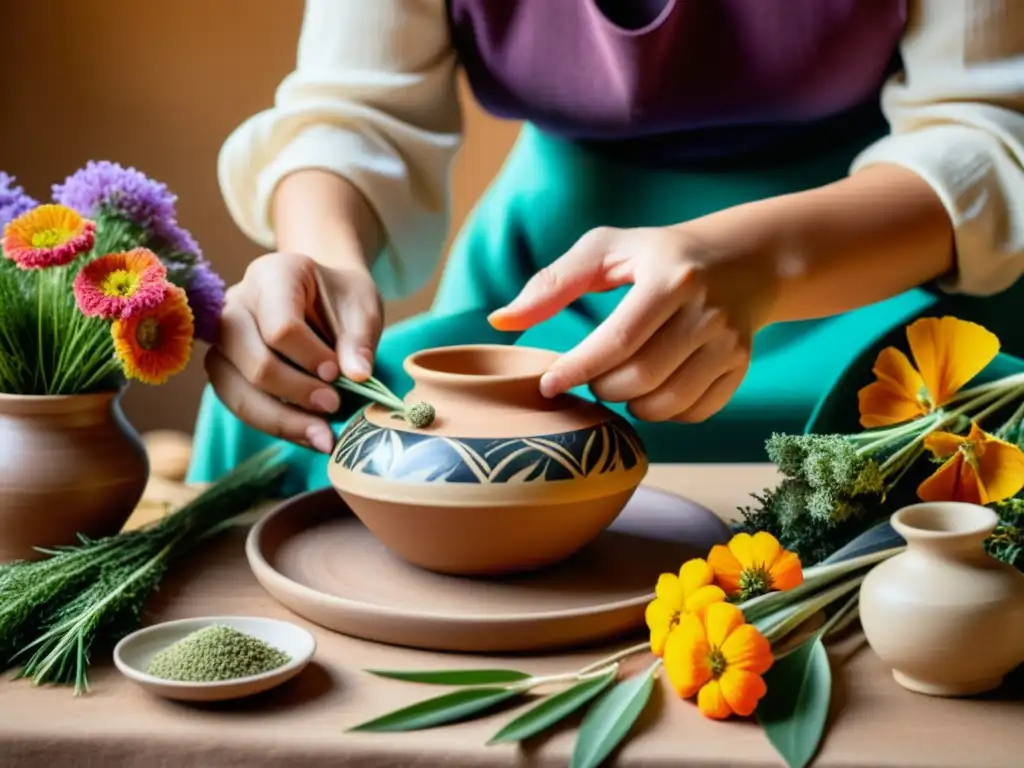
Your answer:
[707,532,802,601]
[858,317,999,428]
[111,285,194,385]
[917,422,1024,505]
[644,559,726,656]
[2,204,95,269]
[663,602,773,720]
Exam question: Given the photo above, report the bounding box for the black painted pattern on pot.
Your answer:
[333,413,645,484]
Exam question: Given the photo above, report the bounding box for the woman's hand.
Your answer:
[488,225,778,423]
[205,253,383,453]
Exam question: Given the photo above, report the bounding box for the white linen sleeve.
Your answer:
[217,0,462,300]
[850,0,1024,296]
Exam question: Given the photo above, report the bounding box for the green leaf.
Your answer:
[489,670,617,745]
[366,668,531,685]
[348,687,523,732]
[756,634,832,768]
[570,660,659,768]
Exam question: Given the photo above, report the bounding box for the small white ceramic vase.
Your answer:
[860,501,1024,697]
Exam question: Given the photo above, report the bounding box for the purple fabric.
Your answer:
[448,0,906,163]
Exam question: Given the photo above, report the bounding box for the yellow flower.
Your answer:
[663,602,773,720]
[644,559,726,657]
[917,422,1024,505]
[707,532,803,601]
[858,317,999,428]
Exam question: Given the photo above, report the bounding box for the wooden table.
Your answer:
[1,464,1021,768]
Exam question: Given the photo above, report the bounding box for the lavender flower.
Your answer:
[184,258,226,344]
[52,160,179,232]
[0,172,39,228]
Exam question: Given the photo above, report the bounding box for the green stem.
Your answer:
[818,590,860,638]
[36,275,48,392]
[997,397,1024,439]
[576,641,650,676]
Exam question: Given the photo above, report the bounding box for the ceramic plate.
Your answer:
[245,485,730,653]
[113,616,316,702]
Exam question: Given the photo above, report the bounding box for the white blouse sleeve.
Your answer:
[851,0,1024,296]
[217,0,461,300]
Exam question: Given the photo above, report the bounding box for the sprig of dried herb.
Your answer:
[0,447,287,694]
[334,374,435,428]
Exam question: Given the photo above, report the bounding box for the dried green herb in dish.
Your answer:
[146,625,290,682]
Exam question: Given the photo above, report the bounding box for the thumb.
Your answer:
[336,284,383,382]
[488,228,614,332]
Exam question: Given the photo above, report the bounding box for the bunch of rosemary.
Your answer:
[0,448,286,694]
[736,372,1024,565]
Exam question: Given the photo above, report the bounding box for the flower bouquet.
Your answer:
[340,316,1024,768]
[0,165,226,561]
[0,164,224,395]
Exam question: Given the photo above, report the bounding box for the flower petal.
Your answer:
[719,623,774,675]
[696,679,733,720]
[726,533,755,569]
[767,550,803,592]
[663,613,712,699]
[645,599,673,657]
[654,573,684,609]
[678,558,715,596]
[718,668,768,717]
[684,585,727,614]
[707,544,744,595]
[750,532,782,569]
[976,434,1024,504]
[907,317,1000,405]
[704,602,746,649]
[917,452,981,504]
[857,347,928,428]
[923,430,968,459]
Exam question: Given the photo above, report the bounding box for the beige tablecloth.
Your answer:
[1,464,1021,768]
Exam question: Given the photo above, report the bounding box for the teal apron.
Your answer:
[187,124,1024,495]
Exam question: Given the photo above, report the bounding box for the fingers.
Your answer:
[674,365,748,423]
[218,303,340,414]
[540,277,693,398]
[250,269,339,382]
[627,335,746,422]
[589,300,719,403]
[205,348,337,453]
[334,275,383,382]
[488,227,619,332]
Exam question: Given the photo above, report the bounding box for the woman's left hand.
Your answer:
[488,225,778,423]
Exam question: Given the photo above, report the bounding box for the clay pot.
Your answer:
[328,345,649,575]
[0,390,149,563]
[859,501,1024,697]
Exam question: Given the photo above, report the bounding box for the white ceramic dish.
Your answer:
[113,615,316,702]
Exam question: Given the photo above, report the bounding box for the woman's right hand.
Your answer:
[205,251,383,454]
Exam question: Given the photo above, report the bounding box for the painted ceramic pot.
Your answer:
[0,390,149,563]
[328,345,649,575]
[860,501,1024,697]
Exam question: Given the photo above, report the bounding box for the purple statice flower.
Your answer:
[52,160,179,233]
[154,220,202,259]
[184,258,226,344]
[0,172,39,228]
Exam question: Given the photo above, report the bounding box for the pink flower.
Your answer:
[73,248,169,319]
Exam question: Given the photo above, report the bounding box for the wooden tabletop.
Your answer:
[1,464,1021,768]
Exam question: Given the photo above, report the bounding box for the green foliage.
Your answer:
[367,668,531,685]
[569,661,659,768]
[489,671,616,744]
[757,634,832,768]
[348,687,524,732]
[988,497,1024,569]
[0,219,126,395]
[0,449,286,694]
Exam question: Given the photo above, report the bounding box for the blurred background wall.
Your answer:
[0,0,520,434]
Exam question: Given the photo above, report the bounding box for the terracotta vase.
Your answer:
[328,345,649,575]
[0,390,149,563]
[859,501,1024,697]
